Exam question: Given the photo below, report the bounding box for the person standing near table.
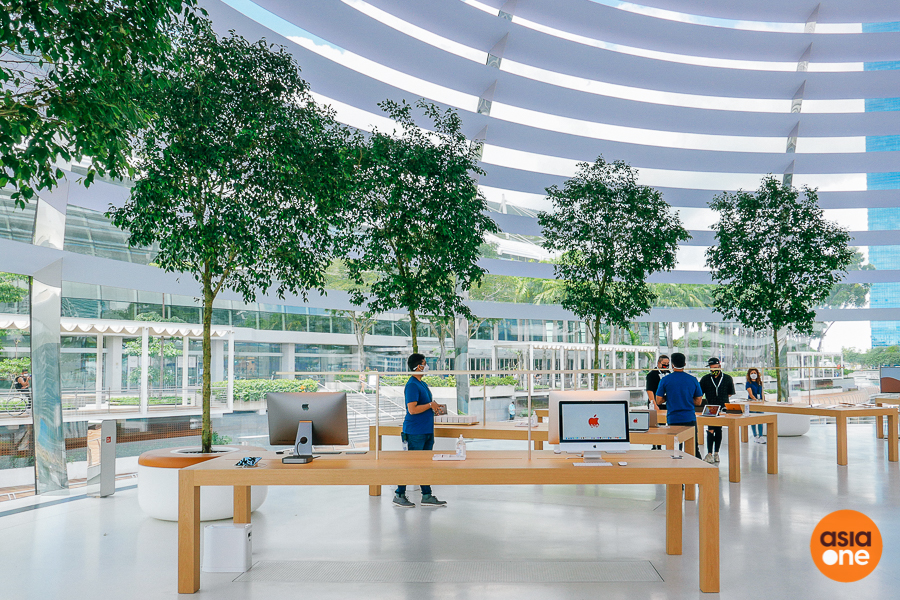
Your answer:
[698,357,735,464]
[508,400,516,421]
[645,355,670,449]
[393,353,448,508]
[746,368,766,443]
[655,352,702,458]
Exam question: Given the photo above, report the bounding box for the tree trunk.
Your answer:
[356,327,366,372]
[817,322,834,352]
[773,329,782,403]
[201,273,214,453]
[667,322,674,356]
[409,309,419,354]
[593,318,600,391]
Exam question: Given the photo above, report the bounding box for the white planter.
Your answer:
[138,446,268,521]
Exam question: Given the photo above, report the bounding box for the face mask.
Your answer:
[750,373,758,380]
[420,364,428,372]
[710,368,720,375]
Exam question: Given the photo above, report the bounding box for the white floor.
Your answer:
[2,424,900,599]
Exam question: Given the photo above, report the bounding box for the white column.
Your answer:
[634,351,639,387]
[281,343,295,379]
[107,336,122,393]
[611,348,617,390]
[226,331,235,412]
[140,327,149,415]
[181,335,189,406]
[95,333,103,408]
[559,347,565,391]
[491,344,497,373]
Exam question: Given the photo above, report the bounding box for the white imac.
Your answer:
[548,390,631,444]
[558,400,631,463]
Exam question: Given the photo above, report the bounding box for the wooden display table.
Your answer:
[874,400,899,438]
[369,422,698,500]
[177,450,720,594]
[746,402,899,466]
[695,414,778,483]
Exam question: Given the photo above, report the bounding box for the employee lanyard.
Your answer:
[711,372,723,398]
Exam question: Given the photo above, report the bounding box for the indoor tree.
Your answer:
[108,24,355,452]
[539,156,689,390]
[705,175,854,401]
[345,99,497,354]
[0,0,202,205]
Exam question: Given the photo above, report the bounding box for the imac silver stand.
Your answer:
[283,421,314,464]
[582,450,604,463]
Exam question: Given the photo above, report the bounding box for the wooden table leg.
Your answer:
[234,486,251,524]
[888,413,899,462]
[726,424,740,483]
[665,483,683,555]
[369,431,381,496]
[684,435,697,502]
[698,474,720,593]
[178,471,200,594]
[741,426,748,443]
[836,414,849,466]
[535,440,543,450]
[766,419,778,475]
[876,414,884,439]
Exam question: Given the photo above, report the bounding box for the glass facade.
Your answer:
[864,23,900,347]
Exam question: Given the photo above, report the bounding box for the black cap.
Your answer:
[707,357,721,366]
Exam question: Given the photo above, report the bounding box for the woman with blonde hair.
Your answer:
[746,368,765,443]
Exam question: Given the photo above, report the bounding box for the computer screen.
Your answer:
[266,392,349,446]
[548,390,631,444]
[560,402,628,442]
[629,411,650,431]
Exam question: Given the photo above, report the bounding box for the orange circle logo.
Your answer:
[811,510,882,582]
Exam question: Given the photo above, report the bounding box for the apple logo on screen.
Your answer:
[588,415,599,428]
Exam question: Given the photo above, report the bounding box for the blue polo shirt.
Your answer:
[402,376,434,435]
[656,371,702,424]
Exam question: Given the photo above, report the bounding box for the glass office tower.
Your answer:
[865,22,900,347]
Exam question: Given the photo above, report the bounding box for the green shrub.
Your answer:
[379,374,457,387]
[221,378,320,403]
[470,375,517,387]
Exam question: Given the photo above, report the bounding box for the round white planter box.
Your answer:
[776,413,811,437]
[138,446,268,521]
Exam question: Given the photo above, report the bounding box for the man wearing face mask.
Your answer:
[393,353,447,508]
[698,357,736,464]
[645,355,670,449]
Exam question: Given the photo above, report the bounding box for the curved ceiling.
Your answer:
[200,0,900,285]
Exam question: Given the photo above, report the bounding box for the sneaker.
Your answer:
[756,437,767,444]
[703,454,715,464]
[420,494,447,507]
[393,494,415,508]
[713,453,720,463]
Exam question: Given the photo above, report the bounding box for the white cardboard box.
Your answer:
[202,524,252,572]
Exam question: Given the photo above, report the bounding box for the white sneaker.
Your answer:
[703,454,715,464]
[757,437,767,444]
[713,453,720,463]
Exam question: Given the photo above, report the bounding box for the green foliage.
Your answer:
[842,346,900,368]
[345,99,498,353]
[0,272,28,303]
[134,312,187,323]
[0,356,30,381]
[539,156,689,388]
[210,431,231,446]
[470,375,517,387]
[0,0,203,204]
[123,337,183,357]
[380,375,457,387]
[224,378,320,403]
[650,284,716,308]
[705,176,854,401]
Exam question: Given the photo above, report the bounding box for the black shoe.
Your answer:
[420,494,447,507]
[393,494,415,508]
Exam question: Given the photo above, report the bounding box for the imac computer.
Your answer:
[548,390,631,445]
[558,400,631,463]
[266,392,349,464]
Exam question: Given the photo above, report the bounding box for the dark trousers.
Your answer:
[669,421,702,458]
[706,426,723,453]
[396,432,435,496]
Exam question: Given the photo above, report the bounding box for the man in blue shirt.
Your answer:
[393,353,448,508]
[655,352,703,458]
